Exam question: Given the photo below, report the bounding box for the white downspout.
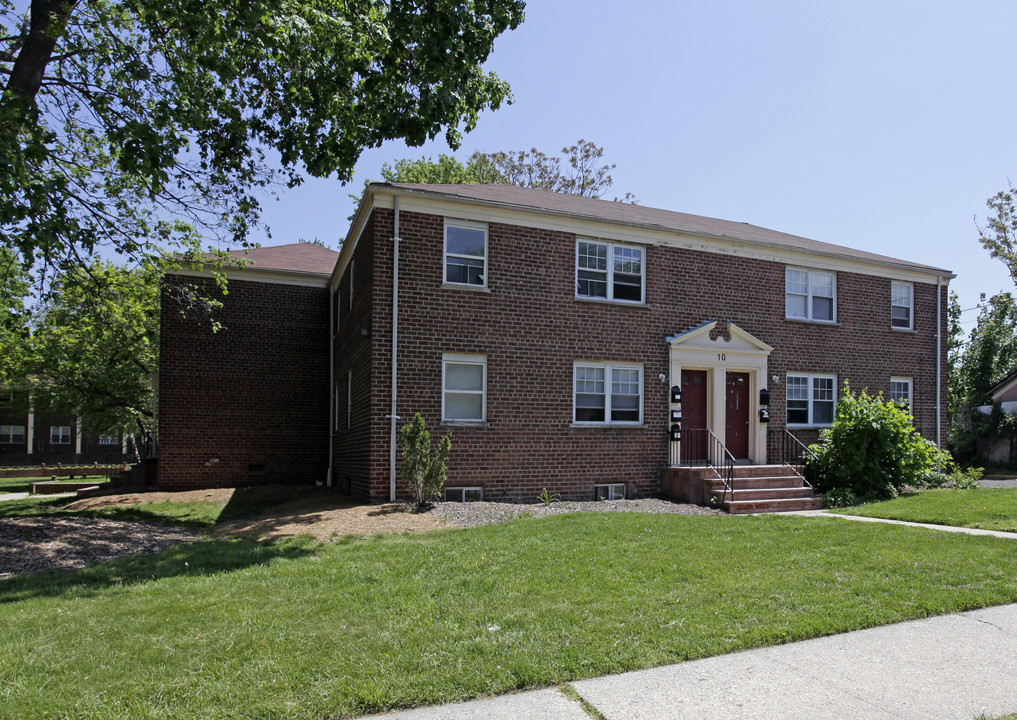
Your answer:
[389,195,401,501]
[327,273,334,488]
[936,275,943,447]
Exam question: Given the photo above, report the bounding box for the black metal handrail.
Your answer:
[671,427,735,505]
[767,428,817,488]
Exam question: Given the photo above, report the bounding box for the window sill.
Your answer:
[442,283,491,293]
[574,296,646,308]
[441,420,490,427]
[571,423,645,429]
[890,327,917,334]
[785,425,832,430]
[784,317,839,327]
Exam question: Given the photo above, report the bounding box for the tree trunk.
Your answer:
[4,0,78,101]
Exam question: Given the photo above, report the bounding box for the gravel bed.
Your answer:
[0,517,203,580]
[424,497,720,529]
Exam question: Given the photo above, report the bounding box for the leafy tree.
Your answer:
[978,182,1017,289]
[379,153,506,185]
[23,259,164,434]
[958,292,1017,407]
[398,413,451,507]
[1,0,525,286]
[0,248,32,387]
[809,383,951,501]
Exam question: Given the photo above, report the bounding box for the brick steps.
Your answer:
[663,463,822,514]
[723,496,824,514]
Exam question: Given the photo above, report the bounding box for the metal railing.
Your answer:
[767,428,817,488]
[671,427,736,505]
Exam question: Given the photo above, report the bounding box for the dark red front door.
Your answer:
[725,372,750,459]
[681,370,708,462]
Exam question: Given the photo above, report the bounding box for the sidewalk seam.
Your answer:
[558,682,608,720]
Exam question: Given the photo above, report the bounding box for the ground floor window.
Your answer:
[595,483,626,500]
[444,487,483,502]
[890,377,912,408]
[442,354,486,423]
[786,374,836,426]
[0,425,25,444]
[98,434,120,445]
[50,425,71,444]
[574,362,643,424]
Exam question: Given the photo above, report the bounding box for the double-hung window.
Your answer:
[50,425,71,444]
[0,425,25,444]
[786,268,835,322]
[445,220,487,287]
[786,374,836,426]
[574,363,642,424]
[443,354,486,422]
[576,240,644,303]
[891,281,913,330]
[890,377,912,408]
[98,434,119,445]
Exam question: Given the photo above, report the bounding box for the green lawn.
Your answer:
[3,512,1017,719]
[831,488,1017,533]
[0,474,109,493]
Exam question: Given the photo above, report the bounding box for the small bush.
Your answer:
[808,383,951,501]
[822,487,861,508]
[398,413,452,508]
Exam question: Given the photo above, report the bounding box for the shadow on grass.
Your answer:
[0,537,316,604]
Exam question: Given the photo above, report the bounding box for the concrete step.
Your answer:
[722,497,824,514]
[707,476,808,490]
[730,464,801,479]
[720,487,816,502]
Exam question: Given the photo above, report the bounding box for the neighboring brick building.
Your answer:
[0,393,124,466]
[158,184,953,501]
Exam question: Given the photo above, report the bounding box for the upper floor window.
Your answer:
[786,374,836,426]
[0,425,25,444]
[98,434,120,445]
[576,240,644,303]
[786,268,835,322]
[891,281,913,330]
[443,354,486,423]
[890,377,912,408]
[574,362,643,424]
[50,425,71,444]
[445,220,487,288]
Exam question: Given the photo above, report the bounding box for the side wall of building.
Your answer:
[158,276,330,489]
[346,207,947,502]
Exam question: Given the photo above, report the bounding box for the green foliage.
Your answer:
[380,153,507,185]
[919,465,982,489]
[537,488,560,506]
[398,413,452,507]
[809,383,951,501]
[1,0,525,287]
[958,293,1017,406]
[978,181,1017,290]
[821,487,861,508]
[0,247,31,387]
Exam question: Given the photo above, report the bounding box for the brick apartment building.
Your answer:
[0,393,125,466]
[157,184,953,502]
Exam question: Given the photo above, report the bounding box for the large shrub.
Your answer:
[398,413,452,508]
[809,383,950,501]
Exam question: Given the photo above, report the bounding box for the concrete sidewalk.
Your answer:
[370,604,1017,719]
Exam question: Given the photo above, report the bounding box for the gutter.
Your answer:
[327,274,334,488]
[937,275,943,447]
[389,196,401,501]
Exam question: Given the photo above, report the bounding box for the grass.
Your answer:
[0,474,109,493]
[3,512,1017,719]
[831,488,1017,533]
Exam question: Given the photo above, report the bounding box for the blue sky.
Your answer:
[255,0,1017,329]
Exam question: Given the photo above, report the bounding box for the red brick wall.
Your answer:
[345,207,948,502]
[158,276,330,489]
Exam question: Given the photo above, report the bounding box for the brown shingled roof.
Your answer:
[382,183,952,276]
[223,243,338,275]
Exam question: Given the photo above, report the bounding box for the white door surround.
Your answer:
[667,321,773,464]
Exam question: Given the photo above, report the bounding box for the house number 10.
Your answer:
[717,353,727,361]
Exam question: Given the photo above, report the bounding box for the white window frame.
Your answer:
[443,219,488,289]
[786,373,837,427]
[785,267,836,323]
[442,353,487,423]
[595,483,626,500]
[891,281,913,330]
[349,258,355,310]
[98,434,120,446]
[890,377,912,407]
[0,425,25,444]
[573,362,644,426]
[50,425,71,444]
[444,486,484,502]
[575,239,646,304]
